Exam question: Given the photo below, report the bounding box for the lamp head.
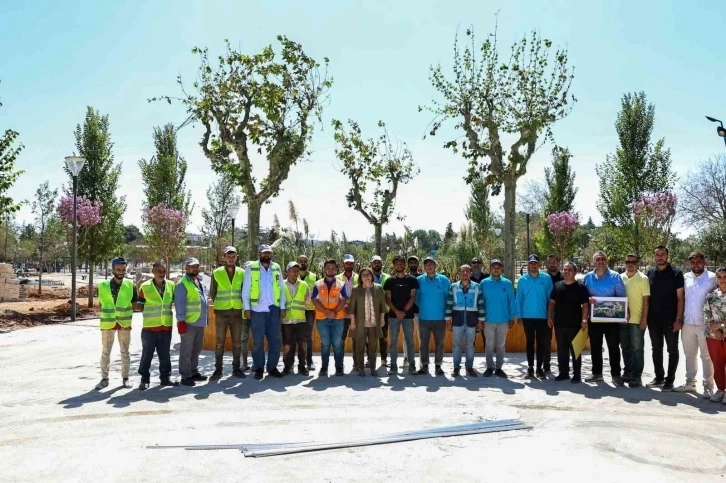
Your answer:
[226,204,240,219]
[64,156,86,177]
[706,116,722,124]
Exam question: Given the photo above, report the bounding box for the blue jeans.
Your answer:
[389,318,415,368]
[452,325,477,369]
[250,306,282,372]
[317,318,344,371]
[620,323,645,380]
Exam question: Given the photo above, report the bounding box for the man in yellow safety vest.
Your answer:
[136,262,178,390]
[209,246,247,379]
[174,257,210,387]
[297,254,318,371]
[95,257,137,390]
[283,261,312,375]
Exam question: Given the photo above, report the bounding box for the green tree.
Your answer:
[465,178,494,246]
[539,146,578,256]
[157,36,332,260]
[422,26,575,280]
[596,92,675,260]
[443,222,456,247]
[200,175,242,265]
[0,90,25,219]
[31,181,62,293]
[138,124,192,214]
[678,153,726,226]
[332,119,419,256]
[67,107,127,306]
[124,224,142,244]
[699,221,726,267]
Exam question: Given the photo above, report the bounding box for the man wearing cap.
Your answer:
[481,259,516,378]
[416,256,451,376]
[95,257,137,390]
[209,246,247,379]
[174,257,210,387]
[514,254,554,379]
[136,262,178,390]
[470,257,489,284]
[337,254,359,368]
[314,259,349,376]
[282,261,312,375]
[384,255,419,375]
[297,255,318,371]
[371,255,391,366]
[243,245,286,380]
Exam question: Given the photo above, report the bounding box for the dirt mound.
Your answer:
[27,286,71,300]
[78,285,98,297]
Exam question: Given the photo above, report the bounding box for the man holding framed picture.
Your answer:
[583,251,627,386]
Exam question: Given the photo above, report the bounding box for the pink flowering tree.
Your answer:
[57,195,102,254]
[633,192,677,262]
[547,211,579,263]
[142,203,188,277]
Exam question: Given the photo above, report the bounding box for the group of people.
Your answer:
[93,243,726,404]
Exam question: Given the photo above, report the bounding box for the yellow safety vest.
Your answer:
[248,260,282,306]
[98,279,134,330]
[139,279,174,328]
[180,276,202,323]
[283,280,308,323]
[213,266,244,310]
[300,271,317,310]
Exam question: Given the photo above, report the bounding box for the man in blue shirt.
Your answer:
[481,259,516,378]
[515,254,553,379]
[582,250,627,386]
[416,256,451,376]
[174,258,210,387]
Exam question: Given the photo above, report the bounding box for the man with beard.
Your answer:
[543,254,563,373]
[337,254,359,368]
[297,255,318,371]
[446,264,485,377]
[314,259,349,376]
[282,261,312,375]
[175,258,210,387]
[481,259,515,378]
[416,256,451,376]
[209,246,246,379]
[674,251,715,396]
[646,245,685,392]
[384,255,419,375]
[405,256,422,368]
[95,257,137,390]
[243,245,286,380]
[371,255,391,367]
[620,254,650,388]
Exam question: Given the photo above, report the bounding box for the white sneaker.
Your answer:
[673,383,697,393]
[710,390,725,403]
[702,387,715,399]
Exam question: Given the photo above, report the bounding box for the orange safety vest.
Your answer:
[314,278,347,320]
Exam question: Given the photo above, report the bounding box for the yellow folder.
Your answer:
[572,328,589,359]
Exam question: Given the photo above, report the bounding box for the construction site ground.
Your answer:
[0,313,724,482]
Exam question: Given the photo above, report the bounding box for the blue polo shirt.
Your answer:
[583,269,626,297]
[481,276,516,324]
[514,271,553,319]
[416,273,451,320]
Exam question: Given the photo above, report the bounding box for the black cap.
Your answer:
[471,257,483,264]
[527,254,540,262]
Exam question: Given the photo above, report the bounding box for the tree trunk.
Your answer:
[246,198,262,262]
[165,256,170,279]
[503,174,517,282]
[88,262,94,307]
[38,251,43,294]
[374,223,383,257]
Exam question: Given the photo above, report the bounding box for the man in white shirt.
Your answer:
[675,251,716,396]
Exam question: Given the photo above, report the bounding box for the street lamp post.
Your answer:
[65,156,86,322]
[526,213,531,256]
[706,116,726,147]
[226,204,241,264]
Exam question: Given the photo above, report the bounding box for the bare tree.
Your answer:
[679,153,726,226]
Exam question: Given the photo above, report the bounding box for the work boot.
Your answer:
[122,378,131,388]
[159,379,180,387]
[483,368,494,377]
[210,369,223,380]
[95,379,109,390]
[191,373,208,382]
[180,378,196,387]
[466,368,477,377]
[232,368,246,378]
[138,381,150,390]
[254,369,264,380]
[435,365,445,376]
[298,365,309,376]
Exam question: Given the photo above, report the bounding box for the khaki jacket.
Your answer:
[348,284,386,339]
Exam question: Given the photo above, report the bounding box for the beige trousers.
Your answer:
[101,329,131,379]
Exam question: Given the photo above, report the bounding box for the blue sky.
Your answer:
[1,0,724,242]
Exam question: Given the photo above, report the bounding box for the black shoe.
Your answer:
[452,368,461,377]
[435,366,445,376]
[571,375,581,384]
[628,379,642,388]
[232,368,246,378]
[254,370,263,380]
[585,374,604,383]
[646,378,665,388]
[268,369,284,378]
[282,366,292,376]
[544,366,552,374]
[180,378,196,387]
[210,369,223,380]
[483,368,494,377]
[466,368,477,377]
[298,365,309,376]
[138,381,150,390]
[555,374,570,382]
[319,368,328,376]
[613,375,624,387]
[122,378,131,388]
[622,373,633,383]
[191,373,208,382]
[307,362,316,371]
[159,379,179,387]
[407,367,417,375]
[388,366,398,375]
[495,369,508,378]
[535,368,546,379]
[335,369,345,377]
[662,382,674,392]
[241,364,251,371]
[525,367,534,379]
[417,366,430,375]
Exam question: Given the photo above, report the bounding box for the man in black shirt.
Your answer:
[548,261,589,383]
[646,245,685,391]
[470,257,489,283]
[405,256,423,369]
[385,256,419,375]
[544,254,563,373]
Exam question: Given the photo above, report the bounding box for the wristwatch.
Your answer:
[581,319,588,324]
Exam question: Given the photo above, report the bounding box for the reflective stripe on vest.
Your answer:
[98,279,134,330]
[213,266,244,310]
[314,278,347,320]
[180,276,202,323]
[301,272,317,310]
[284,281,308,322]
[249,261,281,306]
[140,279,175,328]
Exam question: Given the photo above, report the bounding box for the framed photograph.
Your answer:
[590,297,628,323]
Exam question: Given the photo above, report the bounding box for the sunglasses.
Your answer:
[625,260,637,265]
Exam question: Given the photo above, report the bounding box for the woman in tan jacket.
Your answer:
[349,267,387,376]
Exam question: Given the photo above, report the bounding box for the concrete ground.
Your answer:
[1,315,724,483]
